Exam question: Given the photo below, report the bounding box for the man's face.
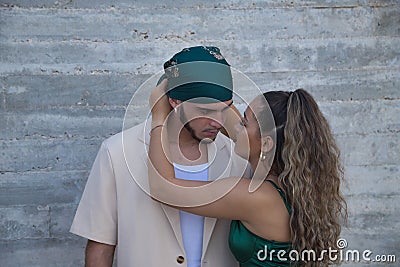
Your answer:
[177,99,233,142]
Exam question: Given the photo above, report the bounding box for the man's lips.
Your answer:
[204,129,219,135]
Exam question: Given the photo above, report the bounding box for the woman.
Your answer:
[148,80,347,266]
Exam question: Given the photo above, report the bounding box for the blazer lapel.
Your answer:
[160,204,185,252]
[207,134,232,181]
[136,121,185,251]
[202,217,217,258]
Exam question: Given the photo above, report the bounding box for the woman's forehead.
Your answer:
[246,97,269,119]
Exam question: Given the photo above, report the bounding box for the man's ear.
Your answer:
[168,98,181,109]
[261,136,274,153]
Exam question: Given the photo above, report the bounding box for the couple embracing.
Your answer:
[71,46,347,267]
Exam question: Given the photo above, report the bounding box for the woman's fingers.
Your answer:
[149,79,171,122]
[149,79,168,109]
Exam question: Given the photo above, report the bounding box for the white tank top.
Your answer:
[173,163,209,267]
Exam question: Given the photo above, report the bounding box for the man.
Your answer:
[70,46,251,267]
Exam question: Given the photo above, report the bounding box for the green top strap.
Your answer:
[265,180,292,214]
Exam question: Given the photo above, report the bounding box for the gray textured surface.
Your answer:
[1,0,399,266]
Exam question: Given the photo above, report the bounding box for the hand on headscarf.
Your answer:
[149,78,171,125]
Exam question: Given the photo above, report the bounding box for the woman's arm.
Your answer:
[148,81,266,221]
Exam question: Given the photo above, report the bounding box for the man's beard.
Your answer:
[179,107,216,143]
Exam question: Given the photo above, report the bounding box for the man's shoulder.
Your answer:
[215,133,252,178]
[215,132,235,149]
[102,122,146,151]
[215,133,242,161]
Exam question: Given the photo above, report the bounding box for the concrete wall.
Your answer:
[1,1,399,266]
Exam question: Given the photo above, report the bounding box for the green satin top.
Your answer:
[229,180,294,267]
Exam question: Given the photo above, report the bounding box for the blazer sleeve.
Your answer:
[70,141,118,245]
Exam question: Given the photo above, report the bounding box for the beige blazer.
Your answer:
[71,121,251,267]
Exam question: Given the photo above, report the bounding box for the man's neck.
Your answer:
[166,114,197,146]
[166,115,208,165]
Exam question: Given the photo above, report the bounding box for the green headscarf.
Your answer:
[159,46,233,103]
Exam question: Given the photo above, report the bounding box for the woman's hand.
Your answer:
[149,78,172,125]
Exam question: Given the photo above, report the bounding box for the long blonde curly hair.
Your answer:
[261,89,348,266]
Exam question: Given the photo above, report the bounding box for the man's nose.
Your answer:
[209,119,222,128]
[209,112,224,127]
